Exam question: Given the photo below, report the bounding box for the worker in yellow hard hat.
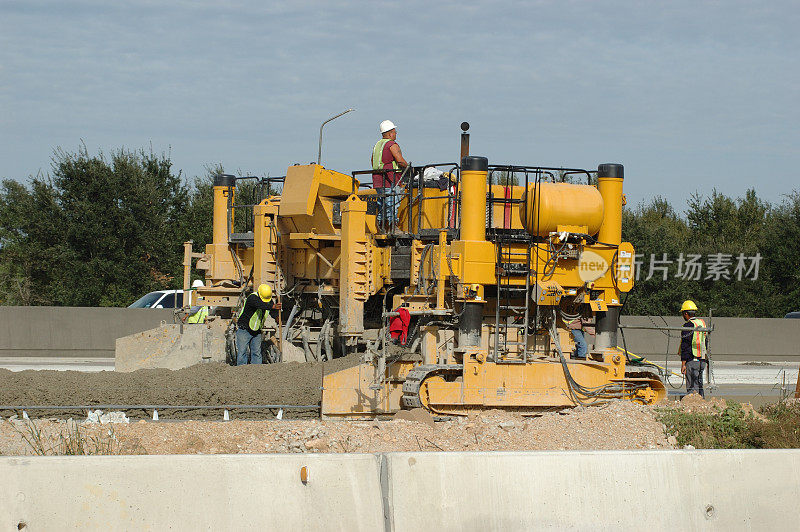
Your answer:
[679,299,709,397]
[235,284,280,365]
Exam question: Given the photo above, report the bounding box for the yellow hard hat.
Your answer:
[680,300,698,313]
[257,284,273,302]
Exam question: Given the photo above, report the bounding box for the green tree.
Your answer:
[622,197,690,315]
[621,188,791,317]
[0,177,63,304]
[684,189,775,317]
[0,146,190,306]
[762,192,800,316]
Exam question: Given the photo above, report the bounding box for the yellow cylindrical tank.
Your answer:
[212,174,235,246]
[596,163,624,245]
[460,156,489,241]
[396,186,451,233]
[520,182,604,236]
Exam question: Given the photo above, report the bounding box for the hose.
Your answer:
[282,303,301,342]
[316,319,332,361]
[415,243,434,295]
[618,346,682,377]
[300,327,313,362]
[549,311,649,406]
[314,324,324,362]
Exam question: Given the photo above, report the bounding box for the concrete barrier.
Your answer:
[0,306,174,359]
[386,450,800,530]
[114,321,227,372]
[1,450,798,530]
[0,454,384,531]
[1,307,799,364]
[619,316,800,361]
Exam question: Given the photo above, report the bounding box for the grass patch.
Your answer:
[658,400,800,449]
[6,419,120,455]
[746,402,800,449]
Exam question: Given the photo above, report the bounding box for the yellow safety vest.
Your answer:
[690,318,707,359]
[372,139,399,172]
[238,304,264,332]
[187,306,208,324]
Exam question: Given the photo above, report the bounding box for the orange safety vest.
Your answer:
[689,318,707,360]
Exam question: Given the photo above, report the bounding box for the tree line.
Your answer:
[622,189,799,317]
[1,146,797,316]
[0,147,214,307]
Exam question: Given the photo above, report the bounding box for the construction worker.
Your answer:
[371,119,408,226]
[186,280,209,323]
[566,315,595,360]
[235,284,279,365]
[679,300,709,397]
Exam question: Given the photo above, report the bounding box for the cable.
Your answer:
[617,347,682,377]
[549,311,649,406]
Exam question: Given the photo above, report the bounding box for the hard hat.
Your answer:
[680,300,698,313]
[192,280,204,289]
[257,284,273,302]
[379,120,396,134]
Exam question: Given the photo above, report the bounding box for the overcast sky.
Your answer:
[1,1,798,210]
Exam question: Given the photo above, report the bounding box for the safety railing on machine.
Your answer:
[350,162,461,238]
[224,174,286,239]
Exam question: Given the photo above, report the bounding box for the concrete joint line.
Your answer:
[378,453,394,532]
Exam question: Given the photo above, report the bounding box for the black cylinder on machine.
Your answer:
[597,163,624,179]
[214,173,236,187]
[594,307,620,351]
[458,302,483,348]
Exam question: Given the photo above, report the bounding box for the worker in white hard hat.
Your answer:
[186,279,209,324]
[679,299,709,397]
[372,120,408,227]
[235,284,280,365]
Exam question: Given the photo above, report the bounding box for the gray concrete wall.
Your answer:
[619,316,800,361]
[386,450,800,530]
[1,306,799,362]
[0,307,174,359]
[0,454,384,531]
[1,450,798,530]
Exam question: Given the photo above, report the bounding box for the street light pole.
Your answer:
[318,108,355,165]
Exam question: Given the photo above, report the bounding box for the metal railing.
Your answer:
[224,175,286,236]
[351,163,460,237]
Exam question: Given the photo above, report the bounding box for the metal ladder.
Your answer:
[486,166,536,363]
[492,232,534,362]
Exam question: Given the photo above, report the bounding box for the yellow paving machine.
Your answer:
[151,124,665,416]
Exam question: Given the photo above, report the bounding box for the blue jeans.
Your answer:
[376,187,396,226]
[236,327,262,365]
[571,329,587,359]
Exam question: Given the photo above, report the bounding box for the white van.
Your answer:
[128,289,186,309]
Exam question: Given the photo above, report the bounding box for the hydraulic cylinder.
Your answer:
[212,174,236,247]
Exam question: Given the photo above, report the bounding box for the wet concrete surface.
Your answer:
[1,356,796,410]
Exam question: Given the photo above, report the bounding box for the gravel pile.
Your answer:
[0,400,673,455]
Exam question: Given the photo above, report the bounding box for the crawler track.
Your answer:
[401,364,463,409]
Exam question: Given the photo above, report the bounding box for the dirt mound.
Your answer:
[0,355,359,420]
[393,407,435,428]
[680,393,706,405]
[0,399,671,455]
[678,393,731,413]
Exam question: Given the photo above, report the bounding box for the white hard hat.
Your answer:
[192,280,204,289]
[379,120,396,134]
